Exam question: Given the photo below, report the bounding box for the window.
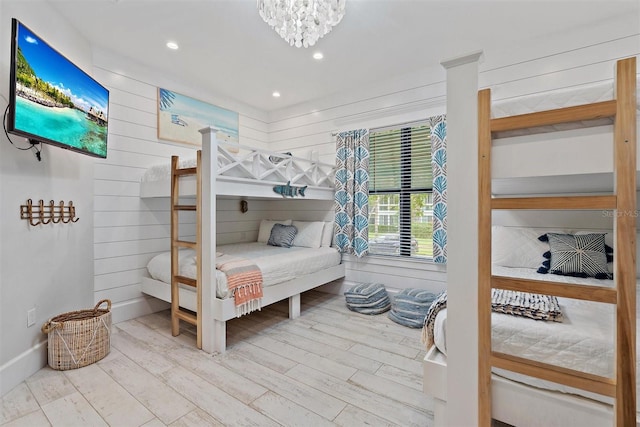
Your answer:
[368,122,432,258]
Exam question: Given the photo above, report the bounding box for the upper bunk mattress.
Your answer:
[432,265,640,407]
[147,242,341,299]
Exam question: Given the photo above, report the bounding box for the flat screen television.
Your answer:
[7,18,109,158]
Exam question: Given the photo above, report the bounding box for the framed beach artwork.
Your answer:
[157,88,239,147]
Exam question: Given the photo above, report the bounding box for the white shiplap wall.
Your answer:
[92,48,272,322]
[266,26,640,294]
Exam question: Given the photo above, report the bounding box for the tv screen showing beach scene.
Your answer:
[8,19,109,158]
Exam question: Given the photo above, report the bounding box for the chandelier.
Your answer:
[257,0,346,48]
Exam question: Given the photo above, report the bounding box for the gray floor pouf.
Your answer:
[388,288,438,328]
[344,283,391,315]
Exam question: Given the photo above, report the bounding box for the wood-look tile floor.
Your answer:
[1,291,434,426]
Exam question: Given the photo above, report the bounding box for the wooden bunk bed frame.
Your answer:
[477,56,637,426]
[142,127,345,353]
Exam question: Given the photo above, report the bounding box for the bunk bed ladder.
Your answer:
[170,151,203,349]
[478,57,637,426]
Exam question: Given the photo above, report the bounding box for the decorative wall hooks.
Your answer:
[20,199,79,226]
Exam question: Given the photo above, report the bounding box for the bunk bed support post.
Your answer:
[440,50,484,427]
[289,294,301,319]
[199,126,221,354]
[613,56,636,426]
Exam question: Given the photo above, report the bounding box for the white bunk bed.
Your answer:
[139,128,345,353]
[423,57,639,426]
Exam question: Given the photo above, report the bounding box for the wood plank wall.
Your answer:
[91,50,271,322]
[266,32,639,294]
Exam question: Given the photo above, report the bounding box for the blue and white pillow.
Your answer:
[267,224,298,248]
[537,233,612,280]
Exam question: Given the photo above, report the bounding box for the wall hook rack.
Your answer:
[20,199,79,226]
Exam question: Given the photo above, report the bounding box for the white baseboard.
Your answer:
[317,279,404,297]
[110,296,169,324]
[0,339,47,397]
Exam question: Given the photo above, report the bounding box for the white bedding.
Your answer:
[433,265,639,406]
[492,77,640,137]
[146,242,341,299]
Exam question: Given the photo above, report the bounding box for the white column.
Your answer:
[199,127,219,353]
[440,51,484,427]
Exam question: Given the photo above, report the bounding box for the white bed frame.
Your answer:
[423,347,635,427]
[140,127,344,353]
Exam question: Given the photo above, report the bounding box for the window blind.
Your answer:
[369,123,432,193]
[368,121,433,258]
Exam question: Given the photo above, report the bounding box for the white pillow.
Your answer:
[321,221,334,247]
[292,221,324,248]
[492,226,569,269]
[258,219,291,243]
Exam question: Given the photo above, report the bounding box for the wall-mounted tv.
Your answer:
[7,18,109,158]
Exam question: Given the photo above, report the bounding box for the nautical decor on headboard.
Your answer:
[20,199,79,226]
[273,181,307,197]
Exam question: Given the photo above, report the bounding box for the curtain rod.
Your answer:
[330,118,435,136]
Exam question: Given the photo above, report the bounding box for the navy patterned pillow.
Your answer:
[543,233,612,280]
[267,224,298,248]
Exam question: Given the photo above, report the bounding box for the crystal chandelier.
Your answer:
[257,0,346,48]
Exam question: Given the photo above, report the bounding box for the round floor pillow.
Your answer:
[344,283,391,315]
[388,288,438,328]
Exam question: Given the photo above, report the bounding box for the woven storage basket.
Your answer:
[41,299,111,370]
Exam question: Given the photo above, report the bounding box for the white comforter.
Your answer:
[146,242,341,299]
[433,266,639,405]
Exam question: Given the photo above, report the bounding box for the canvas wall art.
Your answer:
[157,88,239,146]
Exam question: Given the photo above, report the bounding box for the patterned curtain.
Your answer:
[335,129,369,257]
[429,115,447,263]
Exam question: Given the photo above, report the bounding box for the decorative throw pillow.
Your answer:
[491,226,569,269]
[291,221,324,248]
[321,221,334,247]
[539,233,611,279]
[267,224,298,248]
[257,219,292,243]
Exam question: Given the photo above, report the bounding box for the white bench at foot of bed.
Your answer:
[141,263,345,351]
[423,346,639,427]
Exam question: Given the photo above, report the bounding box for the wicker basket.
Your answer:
[41,299,112,370]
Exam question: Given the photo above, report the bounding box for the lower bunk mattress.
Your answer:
[146,242,342,299]
[430,265,640,408]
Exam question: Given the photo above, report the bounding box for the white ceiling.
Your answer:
[46,0,637,112]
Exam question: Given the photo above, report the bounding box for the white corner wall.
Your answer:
[0,2,95,396]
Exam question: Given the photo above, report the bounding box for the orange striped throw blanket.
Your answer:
[215,252,263,316]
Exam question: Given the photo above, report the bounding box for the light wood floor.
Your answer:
[0,291,434,426]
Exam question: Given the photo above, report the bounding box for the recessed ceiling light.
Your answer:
[166,41,179,50]
[313,52,324,60]
[272,91,281,98]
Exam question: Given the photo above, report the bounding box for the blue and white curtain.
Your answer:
[335,129,369,257]
[429,115,447,263]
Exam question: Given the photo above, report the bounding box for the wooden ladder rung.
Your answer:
[492,276,617,304]
[174,167,197,176]
[174,205,197,211]
[175,240,196,249]
[173,275,197,287]
[491,195,616,210]
[492,351,616,398]
[173,309,197,325]
[490,100,617,133]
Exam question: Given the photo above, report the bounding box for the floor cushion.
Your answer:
[344,283,391,315]
[388,288,438,328]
